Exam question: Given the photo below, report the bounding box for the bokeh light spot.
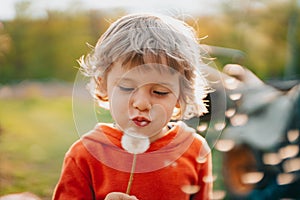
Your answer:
[181,185,200,194]
[215,139,235,152]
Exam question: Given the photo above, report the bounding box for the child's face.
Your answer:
[106,62,180,140]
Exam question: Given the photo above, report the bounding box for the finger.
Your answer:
[129,195,138,200]
[105,192,138,200]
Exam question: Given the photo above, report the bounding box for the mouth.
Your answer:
[131,116,151,127]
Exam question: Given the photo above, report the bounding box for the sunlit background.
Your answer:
[0,0,299,199]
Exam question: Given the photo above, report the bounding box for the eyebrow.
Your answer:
[156,82,174,89]
[114,78,135,84]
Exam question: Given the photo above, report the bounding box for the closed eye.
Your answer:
[119,86,134,92]
[153,90,170,96]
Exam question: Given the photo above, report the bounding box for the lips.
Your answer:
[132,116,151,127]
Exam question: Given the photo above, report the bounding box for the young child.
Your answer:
[53,13,213,200]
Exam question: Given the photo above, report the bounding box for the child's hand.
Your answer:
[104,192,138,200]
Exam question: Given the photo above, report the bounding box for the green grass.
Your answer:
[0,96,98,199]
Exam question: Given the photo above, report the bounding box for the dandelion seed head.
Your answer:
[121,129,150,154]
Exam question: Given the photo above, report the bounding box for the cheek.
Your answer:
[110,99,126,112]
[152,99,178,119]
[167,101,179,116]
[108,89,130,121]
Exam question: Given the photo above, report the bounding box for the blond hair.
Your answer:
[78,13,210,119]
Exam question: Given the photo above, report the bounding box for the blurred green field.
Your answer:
[0,96,78,199]
[0,95,224,199]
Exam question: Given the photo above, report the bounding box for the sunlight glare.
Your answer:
[214,122,226,131]
[197,122,208,132]
[215,139,235,152]
[277,173,295,185]
[241,172,264,184]
[263,152,282,165]
[225,108,236,118]
[181,185,200,194]
[230,114,248,126]
[283,158,300,173]
[279,145,299,159]
[229,93,242,101]
[210,190,226,200]
[287,129,299,143]
[224,78,239,90]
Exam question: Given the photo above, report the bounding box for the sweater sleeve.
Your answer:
[52,154,94,200]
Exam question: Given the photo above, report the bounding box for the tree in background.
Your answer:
[0,1,113,83]
[0,0,299,83]
[285,0,300,79]
[0,22,11,78]
[195,0,300,80]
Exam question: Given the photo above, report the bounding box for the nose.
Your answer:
[131,88,151,111]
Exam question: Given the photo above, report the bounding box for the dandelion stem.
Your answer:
[126,153,137,194]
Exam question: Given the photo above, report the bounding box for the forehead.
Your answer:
[111,61,179,81]
[107,62,180,91]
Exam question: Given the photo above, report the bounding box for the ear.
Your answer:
[95,77,108,101]
[175,100,181,109]
[171,100,182,120]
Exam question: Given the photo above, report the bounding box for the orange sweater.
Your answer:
[53,122,212,200]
